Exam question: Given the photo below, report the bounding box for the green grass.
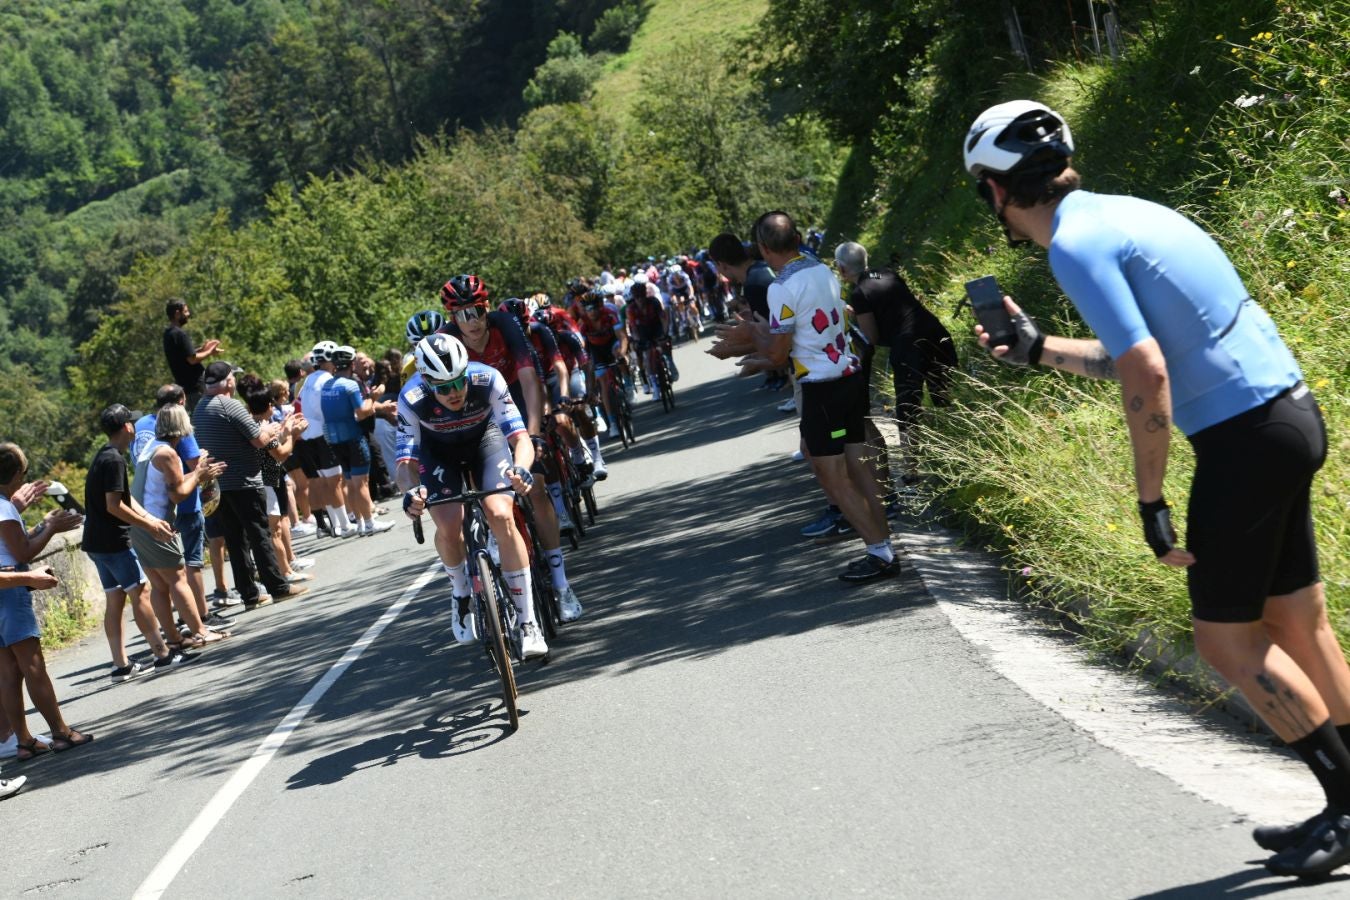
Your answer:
[858,0,1349,668]
[591,0,768,119]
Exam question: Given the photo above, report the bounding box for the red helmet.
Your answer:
[441,274,489,310]
[498,298,530,329]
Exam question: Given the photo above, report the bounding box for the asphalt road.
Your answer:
[4,343,1344,899]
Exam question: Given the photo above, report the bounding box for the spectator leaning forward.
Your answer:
[193,362,308,610]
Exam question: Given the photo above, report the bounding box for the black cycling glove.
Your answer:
[1138,498,1177,558]
[1000,309,1046,368]
[508,465,534,489]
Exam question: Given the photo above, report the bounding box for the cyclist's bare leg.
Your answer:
[528,478,562,552]
[429,502,468,569]
[1263,583,1350,724]
[483,492,535,625]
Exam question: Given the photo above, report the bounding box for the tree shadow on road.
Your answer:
[24,367,932,791]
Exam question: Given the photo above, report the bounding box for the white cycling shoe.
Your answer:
[451,596,477,645]
[558,586,583,623]
[519,622,549,659]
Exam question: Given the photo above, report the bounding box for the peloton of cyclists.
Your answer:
[433,275,585,625]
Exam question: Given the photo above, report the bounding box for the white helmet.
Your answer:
[310,340,338,365]
[963,100,1074,178]
[633,272,648,285]
[414,333,469,383]
[330,345,356,369]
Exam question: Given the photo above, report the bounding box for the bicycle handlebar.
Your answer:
[408,484,519,545]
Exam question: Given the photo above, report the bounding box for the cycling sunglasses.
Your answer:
[425,373,469,394]
[451,306,487,323]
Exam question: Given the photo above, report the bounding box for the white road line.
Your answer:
[134,561,442,900]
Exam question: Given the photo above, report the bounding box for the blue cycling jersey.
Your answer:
[320,376,365,444]
[1049,190,1301,435]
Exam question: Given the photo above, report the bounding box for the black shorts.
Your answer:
[798,372,868,457]
[295,436,337,478]
[330,437,372,479]
[590,340,619,371]
[1185,384,1326,623]
[419,422,514,502]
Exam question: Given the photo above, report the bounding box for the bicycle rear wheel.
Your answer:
[476,555,519,730]
[621,395,636,444]
[582,484,597,525]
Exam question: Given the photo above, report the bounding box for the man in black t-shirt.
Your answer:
[84,404,178,675]
[707,231,783,389]
[163,298,222,410]
[834,242,957,482]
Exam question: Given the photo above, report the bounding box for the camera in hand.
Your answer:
[965,275,1017,349]
[45,481,85,515]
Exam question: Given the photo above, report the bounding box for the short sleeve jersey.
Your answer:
[320,375,365,444]
[1049,190,1302,435]
[527,321,561,378]
[83,444,133,553]
[578,304,624,349]
[396,363,526,464]
[766,256,858,382]
[439,312,537,387]
[163,326,202,394]
[192,395,263,490]
[297,370,332,440]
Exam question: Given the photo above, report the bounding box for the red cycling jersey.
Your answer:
[439,310,536,385]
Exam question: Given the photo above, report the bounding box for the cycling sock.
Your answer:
[360,517,374,530]
[1291,720,1350,808]
[443,562,470,597]
[1338,723,1350,751]
[546,482,566,519]
[545,548,568,591]
[503,568,533,625]
[585,436,605,466]
[326,506,350,533]
[314,509,331,531]
[866,541,895,563]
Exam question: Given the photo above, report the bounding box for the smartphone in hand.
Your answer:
[965,276,1017,349]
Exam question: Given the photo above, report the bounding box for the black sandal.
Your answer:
[50,730,94,753]
[15,738,50,761]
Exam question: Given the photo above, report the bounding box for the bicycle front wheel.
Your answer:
[477,555,519,731]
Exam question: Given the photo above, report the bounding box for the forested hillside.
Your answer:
[0,0,647,464]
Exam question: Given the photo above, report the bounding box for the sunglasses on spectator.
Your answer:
[451,306,486,323]
[425,374,469,394]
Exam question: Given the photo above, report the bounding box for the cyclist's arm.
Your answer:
[1115,338,1172,504]
[394,389,422,491]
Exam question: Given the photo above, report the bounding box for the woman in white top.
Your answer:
[131,405,229,650]
[0,442,89,759]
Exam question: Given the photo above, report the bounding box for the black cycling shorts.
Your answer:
[798,372,868,458]
[295,436,337,478]
[590,340,619,371]
[419,421,514,502]
[1185,384,1326,623]
[330,437,372,479]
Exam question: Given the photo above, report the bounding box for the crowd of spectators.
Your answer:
[0,305,414,797]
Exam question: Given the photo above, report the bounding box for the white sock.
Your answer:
[546,482,566,519]
[586,436,604,466]
[544,548,568,592]
[443,563,470,597]
[866,542,895,563]
[503,568,534,625]
[361,517,374,530]
[326,506,350,533]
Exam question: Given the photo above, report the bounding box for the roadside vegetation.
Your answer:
[767,0,1347,666]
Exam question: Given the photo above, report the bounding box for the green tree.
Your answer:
[522,31,602,108]
[515,103,614,229]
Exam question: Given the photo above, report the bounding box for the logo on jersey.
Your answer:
[471,372,492,386]
[406,386,425,404]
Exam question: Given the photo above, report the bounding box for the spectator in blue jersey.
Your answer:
[320,346,396,537]
[964,100,1343,879]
